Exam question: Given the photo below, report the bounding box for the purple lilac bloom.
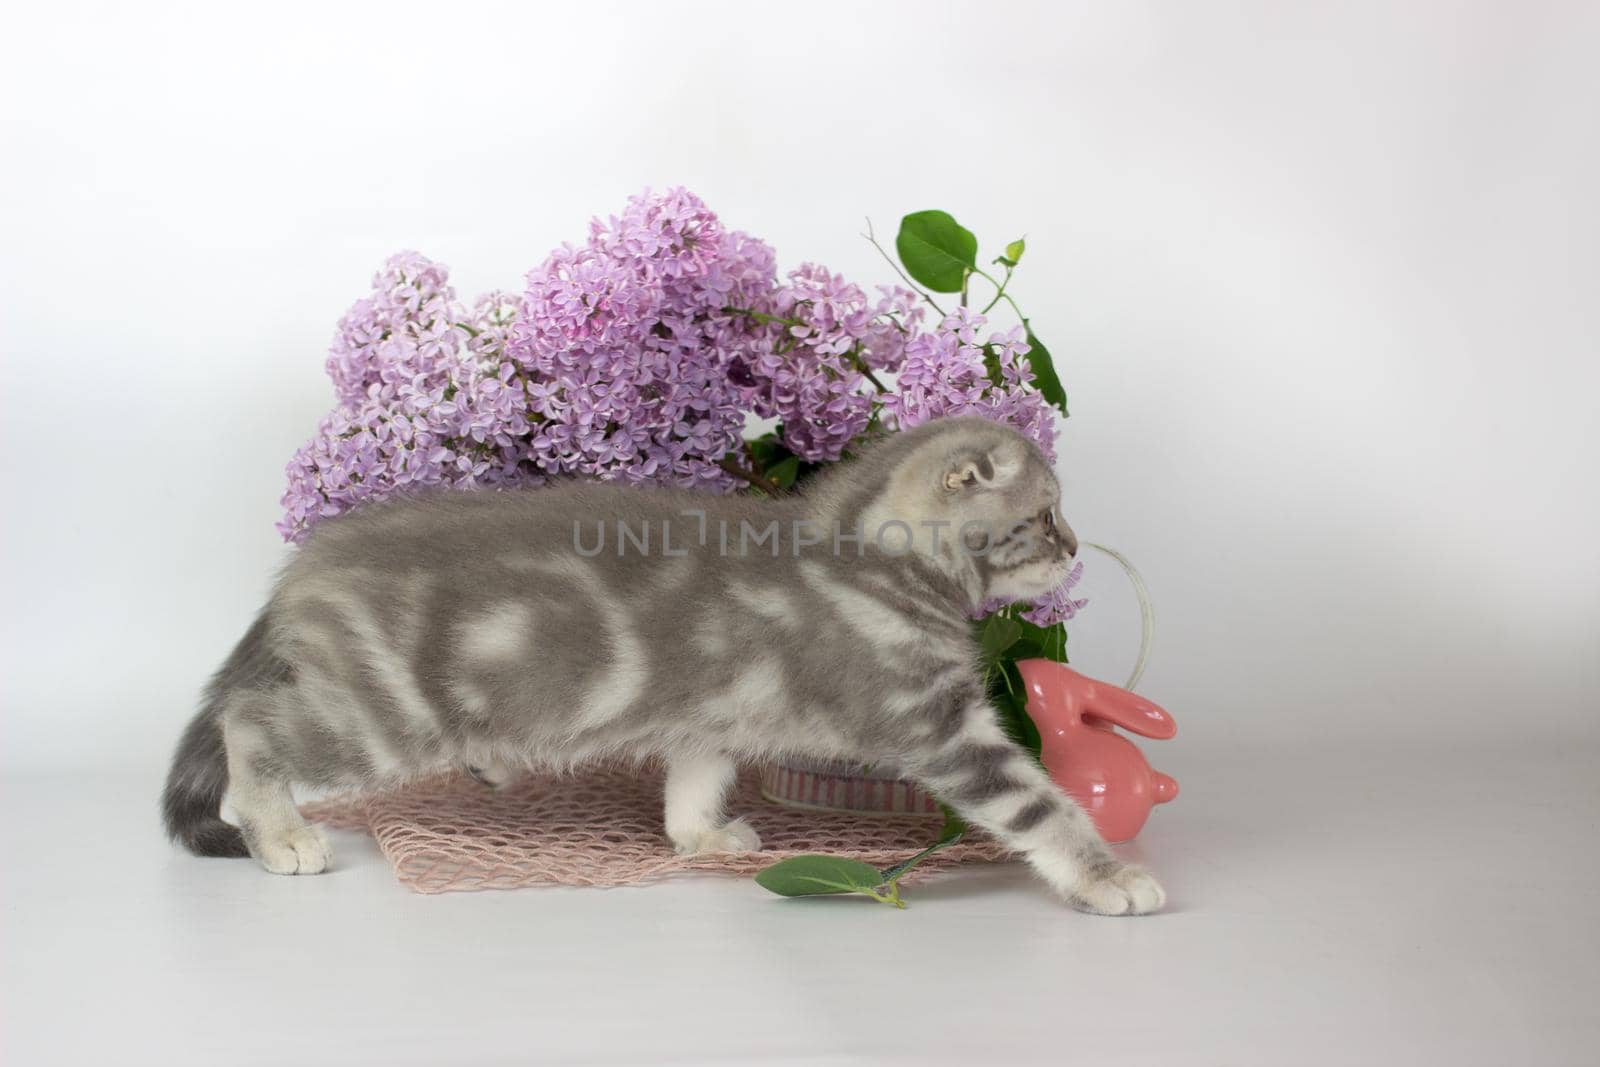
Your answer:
[1020,559,1089,626]
[278,259,542,542]
[506,188,776,489]
[324,252,464,409]
[881,308,1057,463]
[737,266,923,462]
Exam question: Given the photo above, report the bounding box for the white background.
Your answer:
[2,3,1597,1065]
[3,2,1596,767]
[4,1,1595,772]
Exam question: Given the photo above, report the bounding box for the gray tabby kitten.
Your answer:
[162,416,1164,915]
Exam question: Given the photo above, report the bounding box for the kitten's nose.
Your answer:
[1060,522,1079,558]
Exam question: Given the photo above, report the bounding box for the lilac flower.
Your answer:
[1020,559,1089,626]
[324,252,464,409]
[881,308,1057,463]
[278,258,544,542]
[280,402,432,542]
[735,266,923,462]
[506,188,775,489]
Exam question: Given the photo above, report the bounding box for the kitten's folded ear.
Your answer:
[941,448,1019,491]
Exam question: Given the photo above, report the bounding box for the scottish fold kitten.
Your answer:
[162,416,1164,914]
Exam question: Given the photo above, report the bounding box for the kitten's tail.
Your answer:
[161,693,248,857]
[161,613,283,858]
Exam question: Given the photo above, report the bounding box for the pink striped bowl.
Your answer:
[759,760,943,816]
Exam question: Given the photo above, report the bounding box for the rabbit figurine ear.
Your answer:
[1080,677,1176,741]
[1016,659,1176,740]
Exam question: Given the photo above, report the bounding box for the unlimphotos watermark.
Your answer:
[572,510,1030,559]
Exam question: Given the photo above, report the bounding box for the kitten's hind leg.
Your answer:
[467,761,517,789]
[222,702,331,876]
[662,750,761,854]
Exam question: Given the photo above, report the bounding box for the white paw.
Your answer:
[467,762,517,789]
[256,825,333,876]
[672,818,763,855]
[1069,862,1165,915]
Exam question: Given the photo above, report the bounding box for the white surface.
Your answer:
[2,4,1598,1064]
[4,735,1597,1065]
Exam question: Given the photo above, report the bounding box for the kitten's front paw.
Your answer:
[673,818,763,855]
[1068,861,1165,915]
[255,825,333,876]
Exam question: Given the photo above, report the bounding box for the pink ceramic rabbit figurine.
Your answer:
[1017,659,1179,843]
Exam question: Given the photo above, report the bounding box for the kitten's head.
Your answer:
[853,417,1078,607]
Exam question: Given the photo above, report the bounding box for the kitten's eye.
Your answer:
[1041,509,1056,532]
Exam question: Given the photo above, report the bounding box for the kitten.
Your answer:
[162,416,1164,915]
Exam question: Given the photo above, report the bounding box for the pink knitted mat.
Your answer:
[299,765,1011,894]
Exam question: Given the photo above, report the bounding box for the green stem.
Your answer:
[880,830,964,885]
[859,882,905,908]
[979,265,1014,315]
[725,306,802,329]
[718,456,774,494]
[862,218,948,317]
[970,267,1028,322]
[742,439,772,483]
[846,346,889,393]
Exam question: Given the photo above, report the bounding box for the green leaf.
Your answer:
[980,344,1004,388]
[746,438,783,470]
[979,614,1023,660]
[1023,327,1069,417]
[767,456,801,490]
[745,428,794,471]
[991,679,1043,758]
[1015,619,1069,664]
[1007,636,1043,662]
[896,210,979,293]
[994,239,1025,268]
[754,855,888,898]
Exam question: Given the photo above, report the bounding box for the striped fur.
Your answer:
[161,417,1163,913]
